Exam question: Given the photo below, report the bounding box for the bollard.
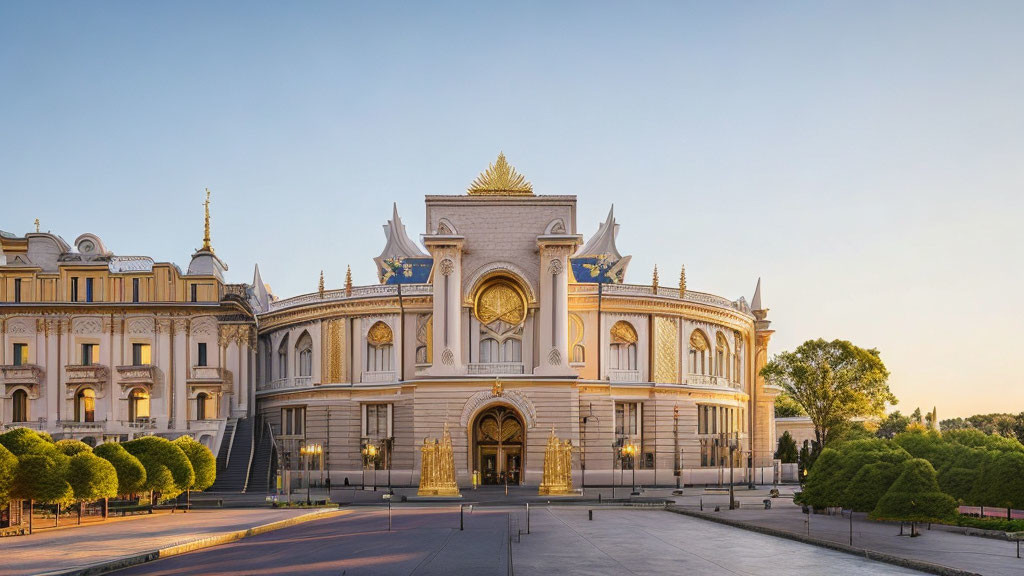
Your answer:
[388,500,392,533]
[700,497,703,511]
[598,493,602,503]
[589,509,593,521]
[526,503,530,534]
[460,504,464,531]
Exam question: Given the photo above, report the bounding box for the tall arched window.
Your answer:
[196,392,212,420]
[76,388,95,423]
[689,329,709,375]
[295,332,313,378]
[609,321,638,371]
[277,335,289,380]
[715,333,730,380]
[366,321,393,372]
[129,388,150,422]
[12,389,28,422]
[569,314,585,364]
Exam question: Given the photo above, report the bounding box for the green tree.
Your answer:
[123,436,194,500]
[775,431,799,463]
[67,452,118,503]
[761,339,894,448]
[55,439,93,456]
[871,459,957,530]
[11,453,73,507]
[797,448,845,508]
[876,411,913,439]
[93,442,146,496]
[844,461,901,513]
[0,427,54,456]
[173,436,216,492]
[774,394,806,417]
[0,443,18,505]
[970,451,1024,511]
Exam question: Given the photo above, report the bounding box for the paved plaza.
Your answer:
[110,506,926,576]
[0,508,331,576]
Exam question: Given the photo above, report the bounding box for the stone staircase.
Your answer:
[247,419,276,494]
[208,417,253,492]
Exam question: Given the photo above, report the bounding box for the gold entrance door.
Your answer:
[474,405,525,485]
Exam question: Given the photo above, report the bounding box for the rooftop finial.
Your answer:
[345,265,353,297]
[679,264,686,297]
[34,218,40,233]
[201,188,213,252]
[318,270,325,298]
[468,152,533,195]
[652,264,659,290]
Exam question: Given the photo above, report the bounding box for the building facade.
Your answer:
[0,196,256,454]
[1,155,780,490]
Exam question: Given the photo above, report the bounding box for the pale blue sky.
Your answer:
[3,2,1022,417]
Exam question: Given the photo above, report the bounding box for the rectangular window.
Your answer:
[13,343,28,366]
[190,284,197,302]
[197,342,208,367]
[71,277,79,302]
[364,404,390,438]
[85,278,94,302]
[132,343,151,366]
[698,404,741,467]
[13,279,21,303]
[132,278,140,302]
[281,407,306,437]
[614,402,640,439]
[81,343,98,366]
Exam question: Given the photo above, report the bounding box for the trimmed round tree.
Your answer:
[0,427,54,456]
[123,436,195,500]
[843,461,901,513]
[0,443,18,505]
[797,448,845,508]
[971,451,1024,511]
[173,436,216,492]
[12,452,74,526]
[871,458,957,532]
[67,452,119,503]
[55,439,93,457]
[93,442,147,497]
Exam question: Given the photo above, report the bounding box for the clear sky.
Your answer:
[2,2,1022,418]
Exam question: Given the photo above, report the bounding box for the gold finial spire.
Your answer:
[344,265,353,297]
[201,188,213,252]
[652,264,659,290]
[679,264,686,297]
[318,270,325,298]
[468,152,533,195]
[34,218,40,233]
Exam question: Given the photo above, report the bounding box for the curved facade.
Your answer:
[255,155,780,488]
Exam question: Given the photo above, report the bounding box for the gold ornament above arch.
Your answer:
[610,320,638,344]
[474,278,528,326]
[367,321,394,347]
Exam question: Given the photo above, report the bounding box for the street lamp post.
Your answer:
[300,444,311,505]
[620,441,638,495]
[362,443,379,492]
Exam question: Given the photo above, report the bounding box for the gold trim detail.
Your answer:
[610,320,638,344]
[474,279,527,326]
[367,321,393,347]
[467,152,533,196]
[654,316,679,384]
[690,329,709,351]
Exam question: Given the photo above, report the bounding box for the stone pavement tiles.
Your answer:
[0,508,320,576]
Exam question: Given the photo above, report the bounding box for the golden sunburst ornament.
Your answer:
[468,152,533,195]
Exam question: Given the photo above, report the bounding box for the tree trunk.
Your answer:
[54,503,59,528]
[28,500,33,534]
[78,502,82,525]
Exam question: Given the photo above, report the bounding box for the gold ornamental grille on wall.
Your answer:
[367,321,394,347]
[610,320,638,344]
[473,279,527,326]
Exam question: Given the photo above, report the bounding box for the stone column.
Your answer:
[172,319,189,429]
[534,237,579,376]
[752,310,777,473]
[424,237,465,376]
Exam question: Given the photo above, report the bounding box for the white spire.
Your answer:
[250,263,270,312]
[377,203,428,261]
[751,277,765,311]
[576,205,623,260]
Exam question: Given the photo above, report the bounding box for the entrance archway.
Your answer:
[472,405,525,485]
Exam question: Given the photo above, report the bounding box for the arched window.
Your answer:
[569,314,585,364]
[480,338,499,363]
[129,388,150,422]
[715,333,730,380]
[609,321,638,371]
[295,332,313,378]
[76,388,95,423]
[502,338,522,362]
[277,335,289,379]
[366,321,393,372]
[689,329,709,375]
[12,389,28,422]
[196,392,213,420]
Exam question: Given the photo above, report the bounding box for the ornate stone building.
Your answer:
[1,155,778,491]
[253,154,779,490]
[0,194,257,458]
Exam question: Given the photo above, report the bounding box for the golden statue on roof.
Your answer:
[468,152,533,195]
